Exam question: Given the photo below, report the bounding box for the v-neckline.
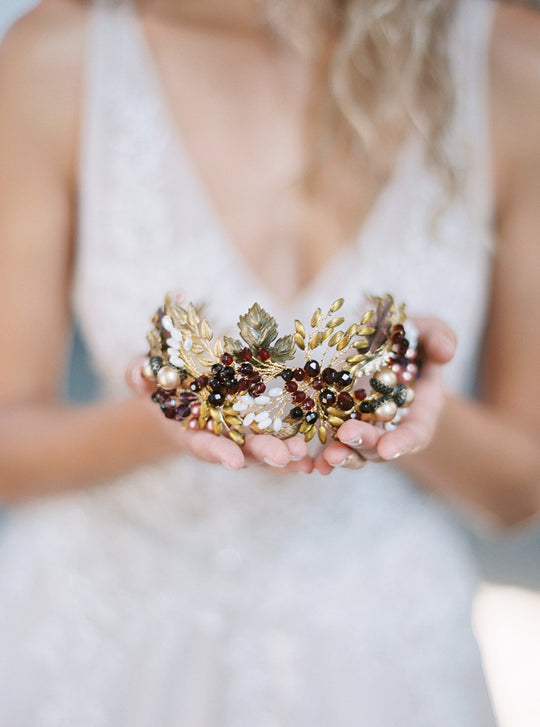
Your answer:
[124,0,417,314]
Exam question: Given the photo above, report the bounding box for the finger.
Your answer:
[283,435,309,462]
[185,430,245,470]
[314,451,334,475]
[125,356,156,395]
[376,364,443,460]
[336,419,382,459]
[413,317,457,364]
[243,433,292,468]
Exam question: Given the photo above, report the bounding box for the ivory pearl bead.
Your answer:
[156,365,181,390]
[404,388,415,407]
[374,370,398,388]
[142,360,156,381]
[374,400,398,422]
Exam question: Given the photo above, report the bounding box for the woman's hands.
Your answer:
[126,317,456,476]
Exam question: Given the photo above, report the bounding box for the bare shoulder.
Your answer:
[0,0,89,169]
[490,2,540,189]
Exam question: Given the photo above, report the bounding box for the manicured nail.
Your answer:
[222,460,241,471]
[341,436,363,446]
[289,455,303,462]
[331,456,350,467]
[263,457,287,468]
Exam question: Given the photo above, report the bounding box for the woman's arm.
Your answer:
[320,3,540,529]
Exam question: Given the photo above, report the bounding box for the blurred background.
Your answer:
[1,1,539,725]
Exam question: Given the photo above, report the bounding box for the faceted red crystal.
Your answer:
[221,353,234,365]
[250,382,266,396]
[292,390,306,403]
[285,381,298,393]
[195,375,209,389]
[337,392,354,411]
[258,348,271,361]
[293,368,306,382]
[303,397,315,410]
[354,388,367,401]
[239,347,253,361]
[319,389,336,406]
[311,377,323,391]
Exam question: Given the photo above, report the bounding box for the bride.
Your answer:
[0,0,539,724]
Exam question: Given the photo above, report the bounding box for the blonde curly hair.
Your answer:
[262,0,458,201]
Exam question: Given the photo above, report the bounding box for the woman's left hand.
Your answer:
[313,317,457,474]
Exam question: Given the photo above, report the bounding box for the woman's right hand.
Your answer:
[126,358,314,474]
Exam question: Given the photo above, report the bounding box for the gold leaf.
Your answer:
[321,328,333,342]
[191,343,205,355]
[199,357,214,367]
[146,330,162,357]
[329,331,343,347]
[327,317,345,329]
[304,426,316,443]
[210,407,223,423]
[228,430,245,446]
[336,334,352,351]
[346,354,365,364]
[295,320,306,337]
[294,333,305,350]
[318,426,327,444]
[360,310,374,325]
[345,324,357,338]
[354,338,369,351]
[329,298,344,314]
[223,407,237,417]
[311,308,322,327]
[310,331,323,348]
[213,420,223,436]
[170,306,188,327]
[200,319,213,340]
[225,416,243,427]
[299,420,310,434]
[357,326,376,336]
[328,416,344,428]
[188,303,200,327]
[327,407,342,417]
[213,339,225,357]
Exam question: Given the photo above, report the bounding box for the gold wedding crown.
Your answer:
[142,293,419,445]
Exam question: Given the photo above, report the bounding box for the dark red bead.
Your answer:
[354,388,367,401]
[337,392,354,411]
[285,381,298,393]
[155,389,169,403]
[281,368,295,381]
[250,382,266,396]
[221,353,234,365]
[258,348,270,361]
[322,367,337,384]
[225,380,239,394]
[303,397,315,410]
[211,363,224,375]
[208,391,225,406]
[304,360,320,377]
[237,377,250,392]
[221,366,235,380]
[391,325,405,343]
[196,375,209,389]
[319,389,336,406]
[290,406,303,420]
[239,362,253,376]
[396,339,409,356]
[292,390,306,404]
[162,397,179,418]
[336,370,353,388]
[247,370,261,381]
[311,377,324,391]
[209,376,223,390]
[294,368,306,382]
[239,347,253,361]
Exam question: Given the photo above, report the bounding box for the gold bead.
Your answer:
[374,400,398,422]
[141,360,156,381]
[375,369,398,388]
[156,365,181,390]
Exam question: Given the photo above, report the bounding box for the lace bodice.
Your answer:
[0,1,498,725]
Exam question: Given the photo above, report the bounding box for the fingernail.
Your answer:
[222,460,241,471]
[331,456,349,467]
[439,335,456,355]
[341,436,363,446]
[289,455,303,462]
[390,450,404,460]
[263,457,287,468]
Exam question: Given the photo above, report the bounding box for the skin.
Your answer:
[0,0,539,528]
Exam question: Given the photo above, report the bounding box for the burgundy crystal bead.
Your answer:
[221,366,235,380]
[311,377,323,391]
[336,370,353,388]
[293,368,306,382]
[250,382,266,396]
[195,375,209,389]
[238,347,253,361]
[162,397,179,418]
[305,411,318,425]
[303,397,315,410]
[396,339,409,356]
[209,376,223,391]
[292,390,306,404]
[239,362,253,376]
[319,389,336,406]
[208,391,225,407]
[322,367,337,385]
[221,352,234,365]
[237,378,250,392]
[257,348,270,361]
[175,405,192,420]
[280,368,294,381]
[285,380,298,393]
[354,388,367,401]
[155,389,169,404]
[211,363,224,375]
[391,325,405,343]
[304,360,320,377]
[290,406,303,420]
[337,392,354,411]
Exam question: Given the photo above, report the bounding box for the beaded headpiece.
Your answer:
[142,293,419,445]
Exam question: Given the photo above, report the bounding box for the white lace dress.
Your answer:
[0,1,499,724]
